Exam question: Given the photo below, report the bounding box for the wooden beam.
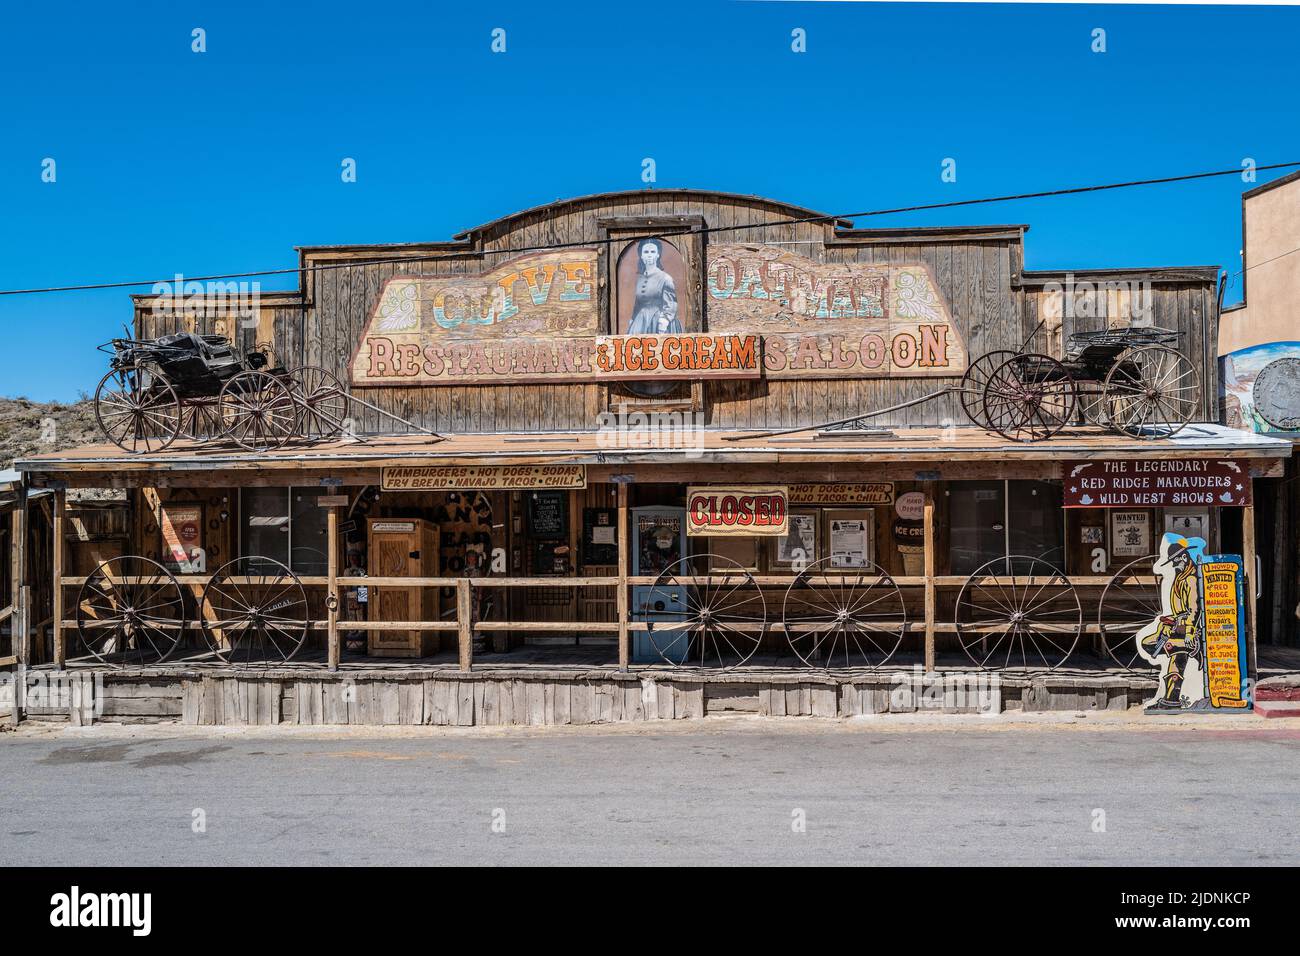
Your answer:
[1242,495,1258,681]
[923,489,936,672]
[617,481,629,671]
[456,578,472,672]
[52,488,66,670]
[326,506,340,672]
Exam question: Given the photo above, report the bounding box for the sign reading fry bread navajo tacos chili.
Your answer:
[686,486,788,537]
[788,482,893,505]
[382,465,587,491]
[1063,460,1251,507]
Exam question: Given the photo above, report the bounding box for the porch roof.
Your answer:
[13,423,1291,479]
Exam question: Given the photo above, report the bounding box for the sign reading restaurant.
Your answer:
[349,243,966,386]
[1062,460,1252,507]
[382,465,587,491]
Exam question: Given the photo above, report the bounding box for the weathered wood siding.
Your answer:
[133,190,1220,433]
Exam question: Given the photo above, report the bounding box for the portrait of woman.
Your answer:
[620,237,683,336]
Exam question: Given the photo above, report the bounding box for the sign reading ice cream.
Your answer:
[351,246,966,386]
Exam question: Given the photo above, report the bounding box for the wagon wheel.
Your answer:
[955,555,1081,671]
[981,354,1076,442]
[288,365,350,440]
[94,364,183,453]
[1104,345,1200,438]
[782,557,906,669]
[179,399,223,442]
[200,556,309,664]
[74,556,186,666]
[959,350,1016,429]
[218,370,296,451]
[646,555,767,668]
[1098,554,1162,672]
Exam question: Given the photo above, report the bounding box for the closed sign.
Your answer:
[686,486,788,536]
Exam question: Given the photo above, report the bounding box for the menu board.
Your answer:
[1199,555,1251,709]
[528,491,569,540]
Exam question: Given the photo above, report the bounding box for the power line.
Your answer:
[2,160,1296,298]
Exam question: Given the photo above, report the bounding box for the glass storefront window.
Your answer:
[240,487,329,574]
[947,480,1065,575]
[1008,480,1064,571]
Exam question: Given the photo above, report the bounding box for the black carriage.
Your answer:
[959,325,1199,442]
[94,332,350,453]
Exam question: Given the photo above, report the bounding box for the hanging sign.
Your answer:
[382,465,586,491]
[1063,460,1251,507]
[789,482,893,505]
[686,486,788,536]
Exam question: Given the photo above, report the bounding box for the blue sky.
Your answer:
[1,0,1297,401]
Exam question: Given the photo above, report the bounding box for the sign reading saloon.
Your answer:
[1063,460,1252,508]
[686,486,788,536]
[350,243,968,386]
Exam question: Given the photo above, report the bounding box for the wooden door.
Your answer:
[368,520,423,657]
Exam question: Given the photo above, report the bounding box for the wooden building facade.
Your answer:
[8,189,1292,724]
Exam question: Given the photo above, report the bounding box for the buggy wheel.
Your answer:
[94,365,182,453]
[75,556,186,666]
[959,350,1016,429]
[288,365,350,440]
[646,555,767,668]
[1098,554,1162,672]
[1104,345,1199,438]
[179,399,223,442]
[782,557,906,669]
[218,370,296,451]
[955,555,1081,672]
[981,354,1076,442]
[200,556,309,664]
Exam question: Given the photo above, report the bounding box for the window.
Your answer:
[947,480,1065,575]
[240,487,330,574]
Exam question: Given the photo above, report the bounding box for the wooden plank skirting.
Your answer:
[16,670,1153,726]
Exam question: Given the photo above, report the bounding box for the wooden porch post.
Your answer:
[52,488,66,669]
[1242,493,1258,682]
[617,481,629,671]
[923,489,936,672]
[456,578,472,672]
[326,506,340,672]
[7,490,25,726]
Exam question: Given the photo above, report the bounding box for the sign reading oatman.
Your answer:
[350,245,968,386]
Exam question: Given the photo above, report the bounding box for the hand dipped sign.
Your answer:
[1063,459,1251,507]
[686,486,788,536]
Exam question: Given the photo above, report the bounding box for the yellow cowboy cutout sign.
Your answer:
[1136,534,1208,713]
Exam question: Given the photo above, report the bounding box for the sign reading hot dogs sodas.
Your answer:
[686,486,789,537]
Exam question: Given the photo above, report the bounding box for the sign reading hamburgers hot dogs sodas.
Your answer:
[686,486,788,537]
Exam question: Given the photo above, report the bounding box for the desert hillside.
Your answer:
[0,396,101,470]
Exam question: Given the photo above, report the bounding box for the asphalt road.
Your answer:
[2,718,1298,866]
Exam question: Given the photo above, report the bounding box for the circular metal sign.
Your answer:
[1252,357,1300,430]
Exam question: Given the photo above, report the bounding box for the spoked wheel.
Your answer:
[782,557,907,669]
[288,365,350,440]
[646,555,767,668]
[981,354,1077,442]
[179,399,223,442]
[956,555,1082,671]
[200,557,309,664]
[94,364,183,453]
[959,350,1015,429]
[218,370,296,451]
[74,556,186,666]
[1098,554,1162,672]
[1104,345,1200,438]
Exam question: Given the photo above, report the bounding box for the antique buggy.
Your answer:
[93,333,351,453]
[958,325,1199,442]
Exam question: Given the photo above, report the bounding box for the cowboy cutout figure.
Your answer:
[1137,534,1207,712]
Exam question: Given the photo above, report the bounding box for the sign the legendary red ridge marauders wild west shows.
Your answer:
[349,243,968,386]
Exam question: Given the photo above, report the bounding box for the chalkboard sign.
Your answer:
[582,508,618,566]
[528,491,569,540]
